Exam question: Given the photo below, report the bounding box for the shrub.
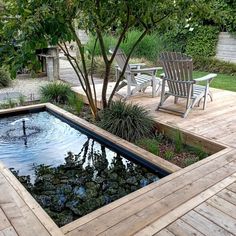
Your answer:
[188,146,208,160]
[163,150,175,160]
[86,30,164,62]
[136,138,160,155]
[174,130,183,153]
[193,57,236,76]
[40,82,71,104]
[6,98,17,108]
[184,157,199,167]
[185,26,219,58]
[67,93,84,114]
[85,34,116,56]
[18,95,26,106]
[98,101,154,142]
[120,30,163,62]
[0,67,11,88]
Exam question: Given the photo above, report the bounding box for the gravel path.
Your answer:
[0,56,103,104]
[0,76,51,103]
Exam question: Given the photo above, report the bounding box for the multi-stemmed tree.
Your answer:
[0,0,214,119]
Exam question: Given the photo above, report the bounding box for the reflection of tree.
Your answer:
[12,137,159,227]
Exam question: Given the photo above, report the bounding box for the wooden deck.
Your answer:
[1,84,236,235]
[0,163,64,236]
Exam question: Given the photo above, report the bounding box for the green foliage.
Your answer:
[86,31,165,62]
[18,95,26,106]
[67,93,84,115]
[188,146,208,160]
[193,57,236,76]
[174,130,183,153]
[163,150,175,160]
[0,0,212,118]
[185,26,219,57]
[120,31,163,62]
[83,55,155,81]
[208,0,236,33]
[6,98,17,108]
[86,35,116,56]
[184,157,199,167]
[40,82,84,114]
[98,101,154,142]
[136,138,160,155]
[40,83,71,104]
[0,67,11,88]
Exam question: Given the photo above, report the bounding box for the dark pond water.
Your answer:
[0,111,162,226]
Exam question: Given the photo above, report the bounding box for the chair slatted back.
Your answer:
[111,48,137,84]
[160,52,193,97]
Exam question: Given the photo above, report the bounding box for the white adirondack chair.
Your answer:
[110,48,162,99]
[156,52,217,118]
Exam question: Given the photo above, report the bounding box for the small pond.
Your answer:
[0,111,164,226]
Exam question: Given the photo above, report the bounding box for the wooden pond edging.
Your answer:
[0,103,230,236]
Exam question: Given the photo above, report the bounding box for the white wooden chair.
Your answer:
[156,52,217,118]
[110,48,162,99]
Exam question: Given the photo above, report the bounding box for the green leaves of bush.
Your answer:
[0,67,11,88]
[193,57,236,76]
[86,30,163,62]
[98,101,154,142]
[40,82,84,114]
[185,26,219,58]
[40,82,71,104]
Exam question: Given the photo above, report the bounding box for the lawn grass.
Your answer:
[157,69,236,92]
[193,71,236,92]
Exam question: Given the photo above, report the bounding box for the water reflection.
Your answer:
[1,111,160,226]
[12,138,159,227]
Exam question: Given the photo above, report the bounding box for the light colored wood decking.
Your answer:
[72,83,236,148]
[62,84,236,235]
[61,148,236,236]
[1,84,236,236]
[0,163,64,236]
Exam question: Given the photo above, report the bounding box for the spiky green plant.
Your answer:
[18,95,26,106]
[136,138,160,155]
[163,150,175,160]
[67,93,84,114]
[40,82,71,104]
[174,130,184,153]
[98,101,154,142]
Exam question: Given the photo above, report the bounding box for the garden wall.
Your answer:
[216,32,236,63]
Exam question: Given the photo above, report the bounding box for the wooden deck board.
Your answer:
[195,202,236,235]
[63,84,236,236]
[167,219,204,236]
[0,164,64,236]
[181,210,232,236]
[63,150,236,236]
[2,84,236,235]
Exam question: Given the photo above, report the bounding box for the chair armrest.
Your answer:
[131,67,162,73]
[129,63,146,68]
[194,73,217,82]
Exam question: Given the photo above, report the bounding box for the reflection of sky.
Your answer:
[0,111,125,178]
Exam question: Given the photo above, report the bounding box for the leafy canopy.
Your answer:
[0,0,215,118]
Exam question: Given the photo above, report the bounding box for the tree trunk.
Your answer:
[101,63,111,109]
